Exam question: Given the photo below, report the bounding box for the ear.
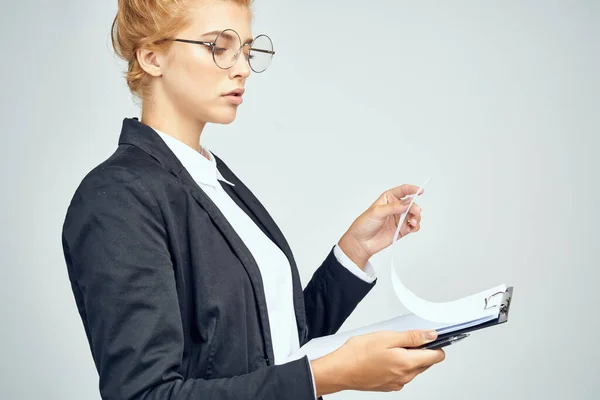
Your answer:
[136,48,163,78]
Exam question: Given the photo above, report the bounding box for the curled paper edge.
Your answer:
[389,177,505,324]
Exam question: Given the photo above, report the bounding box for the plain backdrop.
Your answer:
[1,0,598,399]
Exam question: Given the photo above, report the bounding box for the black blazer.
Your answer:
[61,117,376,400]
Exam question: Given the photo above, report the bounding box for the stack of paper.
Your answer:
[284,268,506,362]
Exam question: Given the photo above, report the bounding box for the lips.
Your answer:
[222,88,245,105]
[223,88,245,97]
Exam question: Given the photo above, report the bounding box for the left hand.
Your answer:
[337,184,424,269]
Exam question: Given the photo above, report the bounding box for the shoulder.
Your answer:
[74,145,168,196]
[62,145,171,238]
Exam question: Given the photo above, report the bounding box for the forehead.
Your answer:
[185,0,253,41]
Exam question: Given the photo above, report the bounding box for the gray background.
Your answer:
[1,0,598,399]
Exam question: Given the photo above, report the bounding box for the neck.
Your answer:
[140,94,206,153]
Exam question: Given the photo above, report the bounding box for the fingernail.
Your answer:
[423,330,437,341]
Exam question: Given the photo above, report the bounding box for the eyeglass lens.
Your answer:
[213,29,273,73]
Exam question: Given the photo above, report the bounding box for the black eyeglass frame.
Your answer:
[168,29,275,73]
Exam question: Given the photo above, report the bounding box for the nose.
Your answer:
[228,44,251,79]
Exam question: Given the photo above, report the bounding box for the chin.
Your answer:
[208,109,238,125]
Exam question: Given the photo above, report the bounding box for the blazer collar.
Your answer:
[118,117,186,177]
[151,127,236,188]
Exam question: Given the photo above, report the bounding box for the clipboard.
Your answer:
[282,286,514,362]
[418,286,514,349]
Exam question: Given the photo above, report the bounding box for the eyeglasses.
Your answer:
[168,29,275,73]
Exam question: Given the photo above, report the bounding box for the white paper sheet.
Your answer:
[390,266,505,324]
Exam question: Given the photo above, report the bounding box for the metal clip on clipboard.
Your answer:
[420,287,514,350]
[483,286,513,324]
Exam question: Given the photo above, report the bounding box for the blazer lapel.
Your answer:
[117,118,277,362]
[218,182,276,245]
[214,156,308,344]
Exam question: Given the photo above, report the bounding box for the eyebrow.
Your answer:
[200,30,253,44]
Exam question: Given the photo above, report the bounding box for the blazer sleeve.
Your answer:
[302,246,377,341]
[61,167,315,400]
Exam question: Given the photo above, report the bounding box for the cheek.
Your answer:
[184,50,218,85]
[162,47,236,123]
[166,48,221,101]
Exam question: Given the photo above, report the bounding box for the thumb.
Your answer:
[372,201,411,220]
[381,330,438,348]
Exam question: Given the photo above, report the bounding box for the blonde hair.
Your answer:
[111,0,253,100]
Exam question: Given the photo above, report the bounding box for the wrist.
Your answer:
[310,353,350,396]
[337,234,370,270]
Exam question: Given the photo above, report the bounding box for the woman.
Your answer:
[61,0,445,399]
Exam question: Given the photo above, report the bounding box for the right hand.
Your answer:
[310,330,446,396]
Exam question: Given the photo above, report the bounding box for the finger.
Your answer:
[372,201,412,220]
[406,221,419,235]
[405,349,446,369]
[408,203,422,216]
[403,217,418,236]
[404,203,421,223]
[401,220,413,237]
[378,330,438,348]
[407,214,421,232]
[406,204,422,226]
[388,185,425,200]
[411,221,421,233]
[407,215,418,227]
